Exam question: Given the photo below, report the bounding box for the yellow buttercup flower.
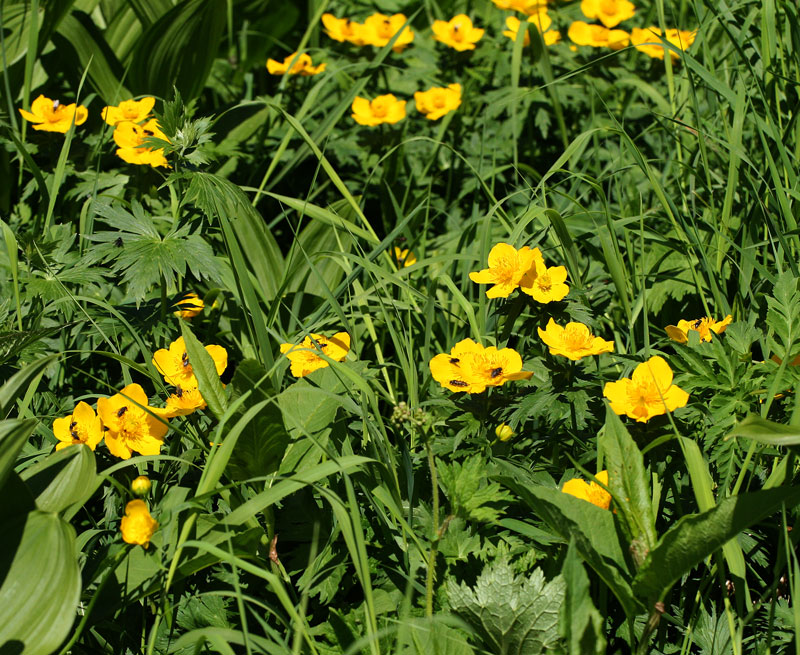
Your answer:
[113,119,169,168]
[173,293,204,319]
[492,0,548,15]
[630,27,695,59]
[503,14,561,46]
[351,94,407,126]
[394,247,417,267]
[131,475,152,496]
[362,13,415,52]
[322,14,370,45]
[97,384,168,459]
[469,243,543,299]
[538,318,614,360]
[429,338,533,394]
[665,315,732,344]
[120,499,158,547]
[580,0,635,28]
[267,52,326,76]
[568,21,629,48]
[162,386,207,418]
[101,97,155,125]
[603,355,689,423]
[520,258,569,303]
[562,471,611,509]
[52,401,104,451]
[18,94,88,133]
[495,423,515,441]
[414,84,462,121]
[431,15,484,51]
[152,336,227,390]
[280,332,351,378]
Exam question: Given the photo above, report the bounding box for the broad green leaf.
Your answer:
[633,487,800,601]
[0,355,56,416]
[601,408,658,558]
[0,510,81,655]
[0,418,38,492]
[20,444,97,514]
[447,559,564,655]
[727,414,800,446]
[395,618,475,655]
[560,539,605,655]
[180,321,227,420]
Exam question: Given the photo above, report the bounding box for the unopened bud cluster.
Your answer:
[390,401,428,429]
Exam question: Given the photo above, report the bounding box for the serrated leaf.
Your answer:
[438,456,512,523]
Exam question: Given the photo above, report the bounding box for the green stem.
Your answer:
[636,604,663,655]
[425,440,439,617]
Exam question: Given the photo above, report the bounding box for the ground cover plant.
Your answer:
[1,0,799,652]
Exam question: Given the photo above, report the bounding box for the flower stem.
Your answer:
[425,439,439,617]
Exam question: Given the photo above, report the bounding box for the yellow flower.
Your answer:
[568,21,629,48]
[97,384,168,459]
[562,471,611,509]
[112,119,169,168]
[18,94,88,133]
[495,423,515,441]
[120,499,158,547]
[429,338,533,394]
[52,401,104,451]
[503,14,561,46]
[394,247,417,267]
[580,0,635,28]
[266,51,326,76]
[492,0,548,15]
[630,27,695,59]
[280,332,351,378]
[520,258,569,303]
[431,15,484,51]
[173,293,204,320]
[538,318,614,360]
[321,14,370,45]
[665,315,732,344]
[152,336,228,390]
[469,242,543,299]
[161,386,207,418]
[603,355,689,423]
[362,13,415,51]
[351,94,407,126]
[131,475,152,496]
[101,97,155,125]
[414,84,462,121]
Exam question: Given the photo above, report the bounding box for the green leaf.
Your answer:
[766,272,800,361]
[447,558,564,655]
[0,355,56,415]
[633,487,800,601]
[0,418,38,492]
[179,321,227,420]
[601,408,658,559]
[727,414,800,446]
[395,618,475,655]
[560,539,605,655]
[20,444,97,514]
[438,456,512,523]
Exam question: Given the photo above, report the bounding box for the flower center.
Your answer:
[433,92,447,108]
[124,106,139,119]
[564,326,590,349]
[452,24,464,41]
[118,408,147,441]
[379,19,393,38]
[372,100,388,117]
[600,0,618,15]
[69,420,86,444]
[537,274,552,292]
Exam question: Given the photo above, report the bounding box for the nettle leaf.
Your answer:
[447,558,565,655]
[438,456,512,523]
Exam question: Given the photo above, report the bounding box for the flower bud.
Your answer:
[495,423,514,442]
[131,475,152,496]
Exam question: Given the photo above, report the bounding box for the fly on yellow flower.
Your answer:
[394,247,417,267]
[52,401,104,451]
[603,355,689,422]
[665,315,732,344]
[469,243,543,298]
[431,15,484,51]
[321,14,370,45]
[173,293,204,320]
[562,471,611,509]
[280,332,351,378]
[113,119,169,168]
[351,95,407,126]
[568,21,629,48]
[580,0,635,28]
[120,499,158,547]
[492,0,548,15]
[161,386,207,418]
[538,318,614,360]
[362,13,415,51]
[630,27,695,59]
[414,84,462,121]
[152,336,227,390]
[101,97,155,125]
[19,94,88,133]
[266,52,326,76]
[429,338,533,394]
[503,14,561,46]
[97,384,168,459]
[520,258,570,303]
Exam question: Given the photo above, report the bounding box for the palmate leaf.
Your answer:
[438,456,512,523]
[766,272,800,360]
[85,199,222,300]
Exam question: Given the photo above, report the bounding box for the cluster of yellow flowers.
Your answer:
[19,94,170,168]
[351,84,463,126]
